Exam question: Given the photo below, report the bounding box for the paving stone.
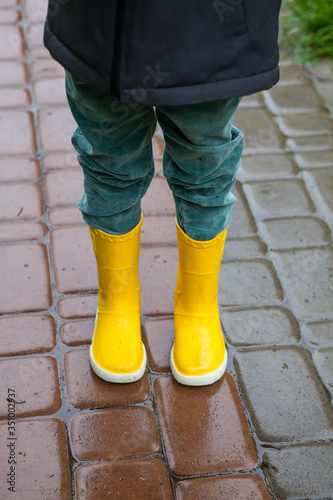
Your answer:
[263,442,333,500]
[227,181,257,237]
[30,45,50,59]
[278,64,308,85]
[286,134,333,152]
[234,346,333,442]
[238,93,263,107]
[175,474,271,500]
[219,260,283,307]
[239,153,297,180]
[276,113,333,137]
[152,135,164,160]
[0,183,42,221]
[38,107,76,152]
[303,167,333,222]
[50,226,97,294]
[141,317,174,372]
[0,314,56,356]
[140,247,178,316]
[221,307,300,346]
[60,318,94,346]
[25,21,44,48]
[260,216,331,249]
[0,25,24,59]
[243,180,315,219]
[0,243,51,314]
[264,85,325,115]
[57,294,97,319]
[24,0,47,22]
[272,247,333,320]
[63,347,150,409]
[233,108,284,154]
[0,355,61,419]
[154,158,164,176]
[154,373,258,476]
[0,157,39,182]
[313,348,333,392]
[302,321,333,347]
[0,0,18,7]
[223,237,267,261]
[142,177,175,215]
[0,221,46,241]
[294,150,333,168]
[48,207,84,226]
[44,168,83,207]
[34,78,66,105]
[0,87,30,107]
[31,58,65,79]
[0,110,35,154]
[0,8,19,24]
[42,151,78,170]
[75,457,172,500]
[141,215,177,246]
[0,418,71,499]
[70,407,160,461]
[0,61,26,85]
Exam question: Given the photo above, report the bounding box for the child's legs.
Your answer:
[65,71,157,235]
[156,97,244,241]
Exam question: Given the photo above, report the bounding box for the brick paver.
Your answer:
[175,475,271,500]
[219,260,284,307]
[240,153,298,179]
[0,314,56,356]
[154,374,258,476]
[221,306,300,346]
[0,243,51,314]
[263,442,333,500]
[75,458,173,500]
[0,355,61,419]
[260,216,330,249]
[0,157,39,182]
[70,407,161,461]
[59,318,95,346]
[63,347,150,409]
[142,317,174,372]
[234,347,333,441]
[0,221,46,242]
[0,419,71,499]
[0,2,332,497]
[0,183,42,221]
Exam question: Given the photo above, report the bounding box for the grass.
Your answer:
[280,0,333,66]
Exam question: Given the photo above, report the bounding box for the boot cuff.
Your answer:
[175,217,227,248]
[90,214,143,243]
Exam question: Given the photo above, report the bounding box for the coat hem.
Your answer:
[44,20,110,96]
[44,20,279,107]
[120,67,280,106]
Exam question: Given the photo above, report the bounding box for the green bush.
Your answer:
[280,0,333,65]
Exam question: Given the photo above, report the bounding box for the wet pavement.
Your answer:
[0,2,333,499]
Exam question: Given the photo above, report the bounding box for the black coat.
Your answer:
[44,0,282,106]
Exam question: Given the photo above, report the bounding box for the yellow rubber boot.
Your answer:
[88,214,146,383]
[171,218,228,386]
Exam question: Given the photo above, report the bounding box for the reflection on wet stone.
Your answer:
[263,443,333,500]
[234,347,333,442]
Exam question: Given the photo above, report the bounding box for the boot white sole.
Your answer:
[170,345,228,386]
[89,343,147,384]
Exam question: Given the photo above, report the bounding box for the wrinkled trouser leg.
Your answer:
[156,98,244,241]
[65,70,157,235]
